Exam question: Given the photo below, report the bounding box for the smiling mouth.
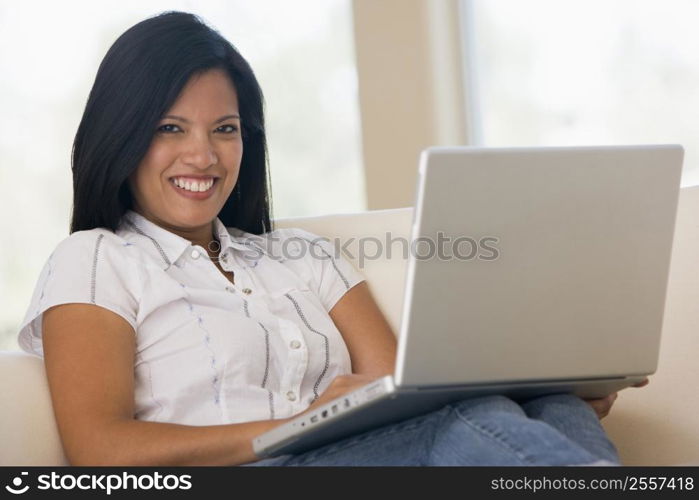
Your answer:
[169,177,219,193]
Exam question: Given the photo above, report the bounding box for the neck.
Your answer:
[187,227,217,255]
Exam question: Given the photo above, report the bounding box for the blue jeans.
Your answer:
[243,394,620,466]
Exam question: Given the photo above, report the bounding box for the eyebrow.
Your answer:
[161,114,240,124]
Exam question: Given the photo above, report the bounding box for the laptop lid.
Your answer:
[394,145,684,388]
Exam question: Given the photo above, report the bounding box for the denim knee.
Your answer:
[520,392,589,409]
[447,394,527,417]
[431,393,603,465]
[519,392,621,465]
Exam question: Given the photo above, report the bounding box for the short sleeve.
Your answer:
[17,230,141,358]
[287,228,366,313]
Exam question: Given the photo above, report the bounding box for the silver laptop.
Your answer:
[253,144,684,458]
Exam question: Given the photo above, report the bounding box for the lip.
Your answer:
[169,174,219,181]
[169,177,219,200]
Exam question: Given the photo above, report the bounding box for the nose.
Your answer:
[180,132,219,169]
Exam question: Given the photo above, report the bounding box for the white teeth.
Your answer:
[172,177,215,192]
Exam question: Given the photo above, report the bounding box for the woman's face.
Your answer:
[128,68,243,233]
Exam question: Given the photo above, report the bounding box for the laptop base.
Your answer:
[253,374,646,458]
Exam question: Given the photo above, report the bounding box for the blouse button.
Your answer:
[242,288,252,295]
[290,340,302,349]
[286,391,297,402]
[190,250,200,259]
[225,286,236,293]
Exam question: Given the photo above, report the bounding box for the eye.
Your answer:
[157,124,181,133]
[217,124,239,134]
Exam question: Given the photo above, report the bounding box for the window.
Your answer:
[464,0,699,186]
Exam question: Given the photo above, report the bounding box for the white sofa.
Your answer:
[2,189,699,465]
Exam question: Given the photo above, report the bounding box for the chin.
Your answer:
[169,208,219,226]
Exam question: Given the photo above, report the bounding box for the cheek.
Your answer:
[143,143,175,168]
[129,169,153,202]
[131,156,167,197]
[228,140,243,163]
[223,141,243,173]
[138,145,174,179]
[235,145,244,175]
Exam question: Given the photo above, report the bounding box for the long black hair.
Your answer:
[70,10,274,235]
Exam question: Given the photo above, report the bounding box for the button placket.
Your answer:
[217,252,238,293]
[234,246,261,291]
[277,318,307,409]
[199,246,237,294]
[217,250,258,296]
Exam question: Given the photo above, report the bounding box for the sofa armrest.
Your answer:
[0,350,68,465]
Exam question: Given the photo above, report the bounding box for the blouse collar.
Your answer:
[120,209,252,269]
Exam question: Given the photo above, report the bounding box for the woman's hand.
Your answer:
[297,373,383,418]
[584,392,618,419]
[583,378,650,419]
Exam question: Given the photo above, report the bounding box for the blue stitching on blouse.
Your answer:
[283,293,330,404]
[137,351,164,421]
[177,281,223,413]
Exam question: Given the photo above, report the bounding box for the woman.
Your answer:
[17,11,646,466]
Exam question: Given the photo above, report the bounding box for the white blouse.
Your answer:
[18,209,366,426]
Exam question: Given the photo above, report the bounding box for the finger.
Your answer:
[585,399,608,416]
[599,393,617,409]
[590,402,608,419]
[603,393,617,417]
[632,378,650,388]
[587,393,616,417]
